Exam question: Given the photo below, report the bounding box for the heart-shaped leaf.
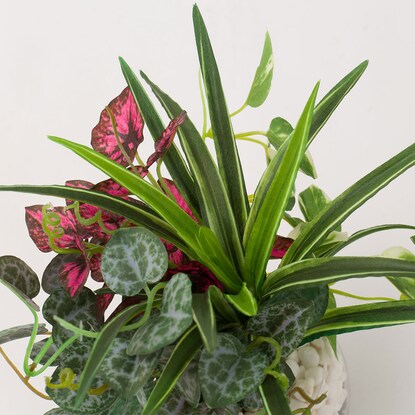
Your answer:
[198,333,268,408]
[176,360,201,407]
[0,323,47,345]
[267,117,316,178]
[42,254,70,294]
[99,336,161,398]
[43,288,100,346]
[0,255,40,298]
[246,32,274,108]
[128,273,193,355]
[101,227,168,296]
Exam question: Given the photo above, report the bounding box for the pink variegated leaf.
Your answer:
[270,235,294,259]
[25,205,81,253]
[89,253,103,282]
[144,111,187,169]
[91,87,144,167]
[65,180,95,206]
[59,254,90,297]
[93,178,131,197]
[164,241,188,265]
[161,178,197,222]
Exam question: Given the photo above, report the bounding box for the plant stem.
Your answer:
[229,102,248,118]
[330,288,396,302]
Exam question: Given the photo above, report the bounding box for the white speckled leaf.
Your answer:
[101,227,168,296]
[0,255,40,298]
[0,323,47,345]
[128,273,193,355]
[99,336,161,398]
[198,333,268,408]
[247,298,315,358]
[176,360,201,407]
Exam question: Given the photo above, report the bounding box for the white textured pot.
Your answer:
[286,337,348,415]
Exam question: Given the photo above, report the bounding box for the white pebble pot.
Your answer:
[286,337,349,415]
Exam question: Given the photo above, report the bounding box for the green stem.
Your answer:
[199,71,208,139]
[229,102,248,118]
[234,135,269,153]
[235,130,268,138]
[330,288,396,302]
[32,336,54,366]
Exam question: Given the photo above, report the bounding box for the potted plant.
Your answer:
[1,4,415,414]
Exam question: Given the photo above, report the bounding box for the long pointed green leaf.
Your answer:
[245,83,319,291]
[281,143,415,265]
[118,57,200,216]
[303,299,415,343]
[259,375,291,415]
[192,293,218,353]
[308,60,369,146]
[48,136,241,293]
[141,326,203,415]
[0,184,186,252]
[75,302,152,408]
[263,256,415,297]
[193,5,249,238]
[325,224,415,256]
[140,72,245,278]
[246,32,274,108]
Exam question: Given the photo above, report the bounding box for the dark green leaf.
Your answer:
[192,293,218,354]
[0,323,47,346]
[259,375,291,415]
[141,71,246,280]
[0,255,40,298]
[193,5,249,240]
[246,32,274,108]
[176,360,201,408]
[141,326,203,415]
[208,285,240,324]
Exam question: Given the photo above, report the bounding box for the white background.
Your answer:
[1,1,415,414]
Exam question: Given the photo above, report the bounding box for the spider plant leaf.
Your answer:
[118,57,199,217]
[192,292,218,354]
[263,256,415,297]
[246,32,274,108]
[74,302,152,408]
[48,136,241,293]
[325,224,415,256]
[303,299,415,343]
[141,325,203,415]
[193,5,249,239]
[281,142,415,265]
[140,72,245,278]
[259,375,291,415]
[308,60,369,146]
[244,82,319,291]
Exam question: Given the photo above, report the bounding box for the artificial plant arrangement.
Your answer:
[2,4,415,415]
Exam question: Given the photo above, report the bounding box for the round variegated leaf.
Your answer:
[43,288,100,346]
[0,323,47,345]
[0,255,40,298]
[247,299,315,358]
[31,338,61,366]
[101,227,168,296]
[176,360,201,407]
[105,397,143,415]
[128,273,193,355]
[198,333,268,408]
[42,254,75,294]
[99,336,161,398]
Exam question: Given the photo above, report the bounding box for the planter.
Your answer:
[286,337,349,415]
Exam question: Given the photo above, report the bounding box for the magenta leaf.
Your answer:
[25,205,81,253]
[59,254,90,297]
[161,178,197,221]
[270,235,294,259]
[144,111,187,170]
[96,290,114,323]
[91,87,144,167]
[89,253,104,282]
